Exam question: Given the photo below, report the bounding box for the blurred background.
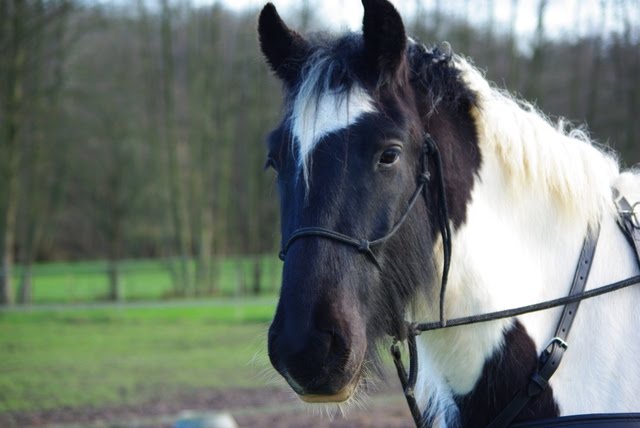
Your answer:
[0,0,638,427]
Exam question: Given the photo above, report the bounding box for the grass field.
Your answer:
[11,256,282,304]
[0,298,278,414]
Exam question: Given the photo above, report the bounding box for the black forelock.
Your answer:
[284,33,364,98]
[407,40,478,114]
[285,31,411,107]
[286,33,476,116]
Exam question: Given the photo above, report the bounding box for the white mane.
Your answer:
[456,56,620,227]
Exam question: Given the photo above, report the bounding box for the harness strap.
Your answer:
[487,221,601,428]
[614,192,640,267]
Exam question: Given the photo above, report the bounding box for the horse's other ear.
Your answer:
[362,0,407,80]
[362,0,407,78]
[258,3,308,83]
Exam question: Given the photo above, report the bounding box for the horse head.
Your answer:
[258,0,478,404]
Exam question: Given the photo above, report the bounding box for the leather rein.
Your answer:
[277,133,640,428]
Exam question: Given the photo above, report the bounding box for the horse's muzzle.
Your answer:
[267,297,366,402]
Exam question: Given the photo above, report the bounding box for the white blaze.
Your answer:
[291,85,376,182]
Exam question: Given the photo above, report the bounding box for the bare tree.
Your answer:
[508,0,521,89]
[524,0,548,101]
[0,0,28,305]
[585,0,607,127]
[617,0,638,154]
[16,0,71,304]
[160,0,193,295]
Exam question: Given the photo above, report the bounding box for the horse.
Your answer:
[257,0,640,427]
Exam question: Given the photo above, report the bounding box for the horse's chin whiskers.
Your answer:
[253,365,286,387]
[304,400,339,420]
[248,346,287,387]
[340,376,372,414]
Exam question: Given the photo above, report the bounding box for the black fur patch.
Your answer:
[362,0,407,81]
[455,321,560,427]
[408,42,481,229]
[258,3,310,83]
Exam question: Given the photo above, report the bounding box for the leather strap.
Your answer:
[487,221,601,428]
[614,193,640,267]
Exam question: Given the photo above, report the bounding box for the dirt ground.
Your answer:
[0,384,415,428]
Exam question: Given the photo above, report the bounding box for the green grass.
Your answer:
[11,256,282,304]
[0,299,277,413]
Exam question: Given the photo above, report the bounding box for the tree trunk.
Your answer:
[252,259,261,296]
[1,0,27,305]
[18,263,32,304]
[569,0,584,117]
[508,0,521,89]
[17,216,36,304]
[106,209,124,302]
[459,0,471,53]
[620,1,637,154]
[235,260,246,297]
[524,0,548,101]
[299,0,311,30]
[160,0,192,296]
[107,258,122,301]
[433,0,442,39]
[195,216,214,295]
[585,0,605,127]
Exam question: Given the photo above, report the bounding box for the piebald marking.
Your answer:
[291,84,376,184]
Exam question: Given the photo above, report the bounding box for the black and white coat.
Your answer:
[258,1,640,427]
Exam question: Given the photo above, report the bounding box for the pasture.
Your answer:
[0,297,410,428]
[0,299,276,415]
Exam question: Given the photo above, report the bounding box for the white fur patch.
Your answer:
[291,85,375,184]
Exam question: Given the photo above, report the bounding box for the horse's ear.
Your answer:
[361,0,407,79]
[258,3,308,83]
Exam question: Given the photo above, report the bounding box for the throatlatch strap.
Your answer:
[487,222,601,428]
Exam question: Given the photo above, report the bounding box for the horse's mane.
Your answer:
[454,55,620,227]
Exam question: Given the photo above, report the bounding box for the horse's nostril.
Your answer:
[317,328,349,369]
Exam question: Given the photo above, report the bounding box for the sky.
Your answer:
[211,0,629,43]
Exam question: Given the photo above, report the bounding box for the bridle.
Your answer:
[277,133,640,428]
[279,133,453,325]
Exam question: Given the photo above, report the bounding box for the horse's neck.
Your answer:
[414,144,640,426]
[413,147,585,423]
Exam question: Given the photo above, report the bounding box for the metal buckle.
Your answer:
[619,201,640,229]
[631,202,640,229]
[544,336,569,352]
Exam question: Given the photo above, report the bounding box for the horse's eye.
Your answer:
[379,147,401,166]
[264,156,278,172]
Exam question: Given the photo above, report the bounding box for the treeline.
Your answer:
[0,0,638,304]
